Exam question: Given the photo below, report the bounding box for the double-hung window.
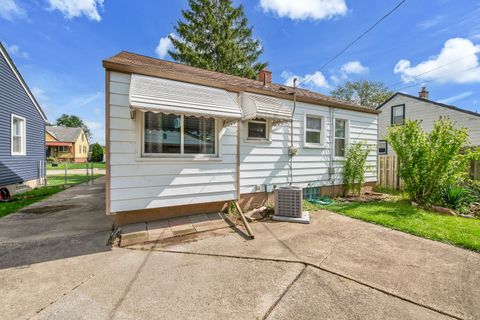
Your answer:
[391,105,405,125]
[334,119,347,157]
[305,116,323,146]
[143,112,216,156]
[11,115,26,156]
[247,118,268,140]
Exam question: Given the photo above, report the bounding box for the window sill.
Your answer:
[244,138,271,144]
[303,143,326,149]
[11,153,26,156]
[136,156,223,163]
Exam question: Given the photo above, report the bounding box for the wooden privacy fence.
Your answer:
[377,155,402,190]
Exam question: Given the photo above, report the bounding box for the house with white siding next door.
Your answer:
[377,87,480,180]
[103,52,379,226]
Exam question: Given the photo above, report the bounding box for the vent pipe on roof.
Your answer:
[419,86,429,99]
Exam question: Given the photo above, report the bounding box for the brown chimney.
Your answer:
[419,86,429,99]
[258,68,272,85]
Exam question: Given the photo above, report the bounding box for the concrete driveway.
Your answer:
[1,179,479,320]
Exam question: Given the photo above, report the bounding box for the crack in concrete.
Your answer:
[27,273,95,320]
[318,231,363,266]
[262,264,307,320]
[127,247,463,320]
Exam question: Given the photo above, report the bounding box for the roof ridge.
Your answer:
[378,92,480,118]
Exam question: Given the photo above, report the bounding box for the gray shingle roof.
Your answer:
[46,126,83,142]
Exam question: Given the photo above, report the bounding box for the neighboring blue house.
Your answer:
[0,42,47,195]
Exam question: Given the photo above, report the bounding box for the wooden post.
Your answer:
[234,201,254,239]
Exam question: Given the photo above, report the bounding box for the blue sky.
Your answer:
[1,0,480,144]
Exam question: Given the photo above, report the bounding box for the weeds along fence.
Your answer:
[378,156,480,190]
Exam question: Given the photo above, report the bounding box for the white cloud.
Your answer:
[394,37,480,84]
[31,87,49,110]
[47,0,104,21]
[340,61,369,75]
[85,120,104,144]
[259,0,347,20]
[5,43,29,58]
[85,120,102,130]
[417,15,443,30]
[0,0,26,21]
[438,91,473,104]
[155,34,173,59]
[281,70,330,89]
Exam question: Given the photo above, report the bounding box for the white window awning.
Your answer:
[129,74,242,119]
[241,92,292,123]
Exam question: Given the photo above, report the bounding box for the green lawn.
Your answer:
[305,199,480,252]
[46,162,105,170]
[0,186,65,218]
[47,174,103,186]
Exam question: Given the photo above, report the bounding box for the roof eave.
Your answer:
[103,60,380,115]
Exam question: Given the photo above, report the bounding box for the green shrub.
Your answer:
[466,180,480,202]
[442,185,471,210]
[90,143,104,162]
[46,156,59,163]
[386,117,477,205]
[343,142,371,196]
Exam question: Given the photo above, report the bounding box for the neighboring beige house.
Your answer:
[377,87,480,180]
[46,126,90,163]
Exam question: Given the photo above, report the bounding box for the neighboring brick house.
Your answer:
[46,126,90,163]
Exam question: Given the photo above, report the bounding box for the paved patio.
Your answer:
[119,212,235,246]
[1,179,479,320]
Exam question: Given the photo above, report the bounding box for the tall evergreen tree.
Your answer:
[169,0,267,79]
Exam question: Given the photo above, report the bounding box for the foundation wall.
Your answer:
[112,182,376,227]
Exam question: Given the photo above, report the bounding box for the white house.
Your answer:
[377,87,480,179]
[103,52,379,226]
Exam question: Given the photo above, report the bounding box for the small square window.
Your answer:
[378,140,387,155]
[247,119,267,140]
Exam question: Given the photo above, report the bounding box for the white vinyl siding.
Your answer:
[378,95,480,155]
[108,72,378,213]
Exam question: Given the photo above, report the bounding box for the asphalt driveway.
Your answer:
[1,179,478,319]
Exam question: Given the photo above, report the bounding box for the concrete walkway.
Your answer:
[1,180,479,319]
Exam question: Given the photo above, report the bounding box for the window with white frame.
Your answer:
[11,115,25,155]
[378,140,387,155]
[247,118,267,140]
[334,119,347,157]
[143,112,216,155]
[305,116,323,145]
[59,146,69,152]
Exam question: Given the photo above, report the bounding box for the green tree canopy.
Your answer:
[55,114,91,140]
[90,143,104,162]
[169,0,267,79]
[330,80,394,109]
